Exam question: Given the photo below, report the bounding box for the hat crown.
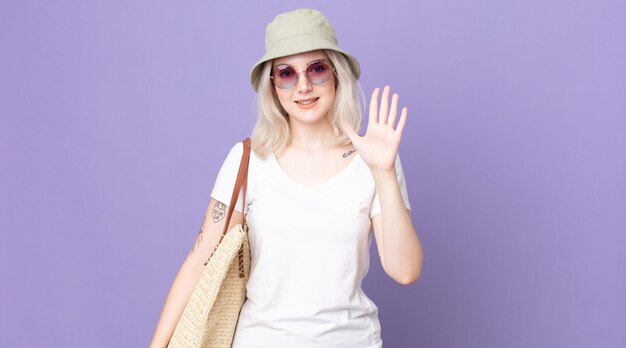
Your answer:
[265,9,338,51]
[249,8,360,91]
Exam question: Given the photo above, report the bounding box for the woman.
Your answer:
[150,8,423,348]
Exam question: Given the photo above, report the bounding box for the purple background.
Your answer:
[1,1,625,347]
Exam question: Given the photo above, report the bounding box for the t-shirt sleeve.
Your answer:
[369,152,411,219]
[210,141,246,213]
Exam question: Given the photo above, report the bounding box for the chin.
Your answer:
[288,110,330,124]
[287,103,332,123]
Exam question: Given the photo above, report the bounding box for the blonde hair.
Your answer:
[250,49,364,158]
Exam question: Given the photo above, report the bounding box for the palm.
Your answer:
[342,86,408,172]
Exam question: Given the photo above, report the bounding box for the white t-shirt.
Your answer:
[210,141,411,348]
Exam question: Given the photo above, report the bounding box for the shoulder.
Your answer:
[226,141,244,157]
[211,142,244,177]
[219,141,245,163]
[220,139,265,168]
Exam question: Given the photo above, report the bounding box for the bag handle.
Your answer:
[204,138,251,267]
[222,138,251,236]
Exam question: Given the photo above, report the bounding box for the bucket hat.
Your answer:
[249,8,361,91]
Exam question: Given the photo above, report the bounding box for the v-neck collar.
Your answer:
[271,152,361,191]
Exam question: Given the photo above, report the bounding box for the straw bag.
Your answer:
[168,138,251,348]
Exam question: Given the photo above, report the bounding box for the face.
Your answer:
[271,50,336,125]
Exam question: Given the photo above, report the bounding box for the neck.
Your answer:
[287,116,339,150]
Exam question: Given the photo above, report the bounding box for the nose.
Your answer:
[295,70,312,93]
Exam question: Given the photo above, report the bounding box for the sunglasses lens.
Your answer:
[307,61,332,85]
[273,65,297,89]
[271,61,333,89]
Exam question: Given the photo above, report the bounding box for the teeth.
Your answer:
[297,98,318,105]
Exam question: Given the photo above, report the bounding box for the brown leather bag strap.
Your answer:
[222,138,251,235]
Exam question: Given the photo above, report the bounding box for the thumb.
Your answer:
[342,123,360,145]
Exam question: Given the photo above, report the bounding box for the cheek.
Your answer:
[327,78,337,99]
[325,84,337,103]
[274,89,291,109]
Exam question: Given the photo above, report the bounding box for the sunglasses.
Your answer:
[270,59,336,89]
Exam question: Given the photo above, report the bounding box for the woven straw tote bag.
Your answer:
[168,138,252,348]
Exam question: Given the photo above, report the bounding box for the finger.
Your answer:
[342,123,360,145]
[387,93,399,127]
[396,107,408,134]
[379,86,391,124]
[368,88,380,125]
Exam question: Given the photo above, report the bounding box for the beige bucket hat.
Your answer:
[249,8,361,91]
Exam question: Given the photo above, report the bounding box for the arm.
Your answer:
[148,198,243,348]
[341,85,423,285]
[371,169,423,285]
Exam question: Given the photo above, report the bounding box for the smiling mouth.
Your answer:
[295,97,320,105]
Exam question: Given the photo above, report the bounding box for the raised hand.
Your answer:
[342,85,408,173]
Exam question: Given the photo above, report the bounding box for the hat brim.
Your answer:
[249,33,360,91]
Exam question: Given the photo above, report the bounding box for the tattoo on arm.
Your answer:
[342,149,357,158]
[189,215,206,255]
[189,201,227,255]
[212,202,227,223]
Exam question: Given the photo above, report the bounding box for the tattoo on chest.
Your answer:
[212,201,227,223]
[342,149,357,158]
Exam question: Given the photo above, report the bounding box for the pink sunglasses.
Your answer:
[270,59,336,89]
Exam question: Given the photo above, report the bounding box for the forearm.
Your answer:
[150,198,241,347]
[372,169,423,284]
[149,259,203,348]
